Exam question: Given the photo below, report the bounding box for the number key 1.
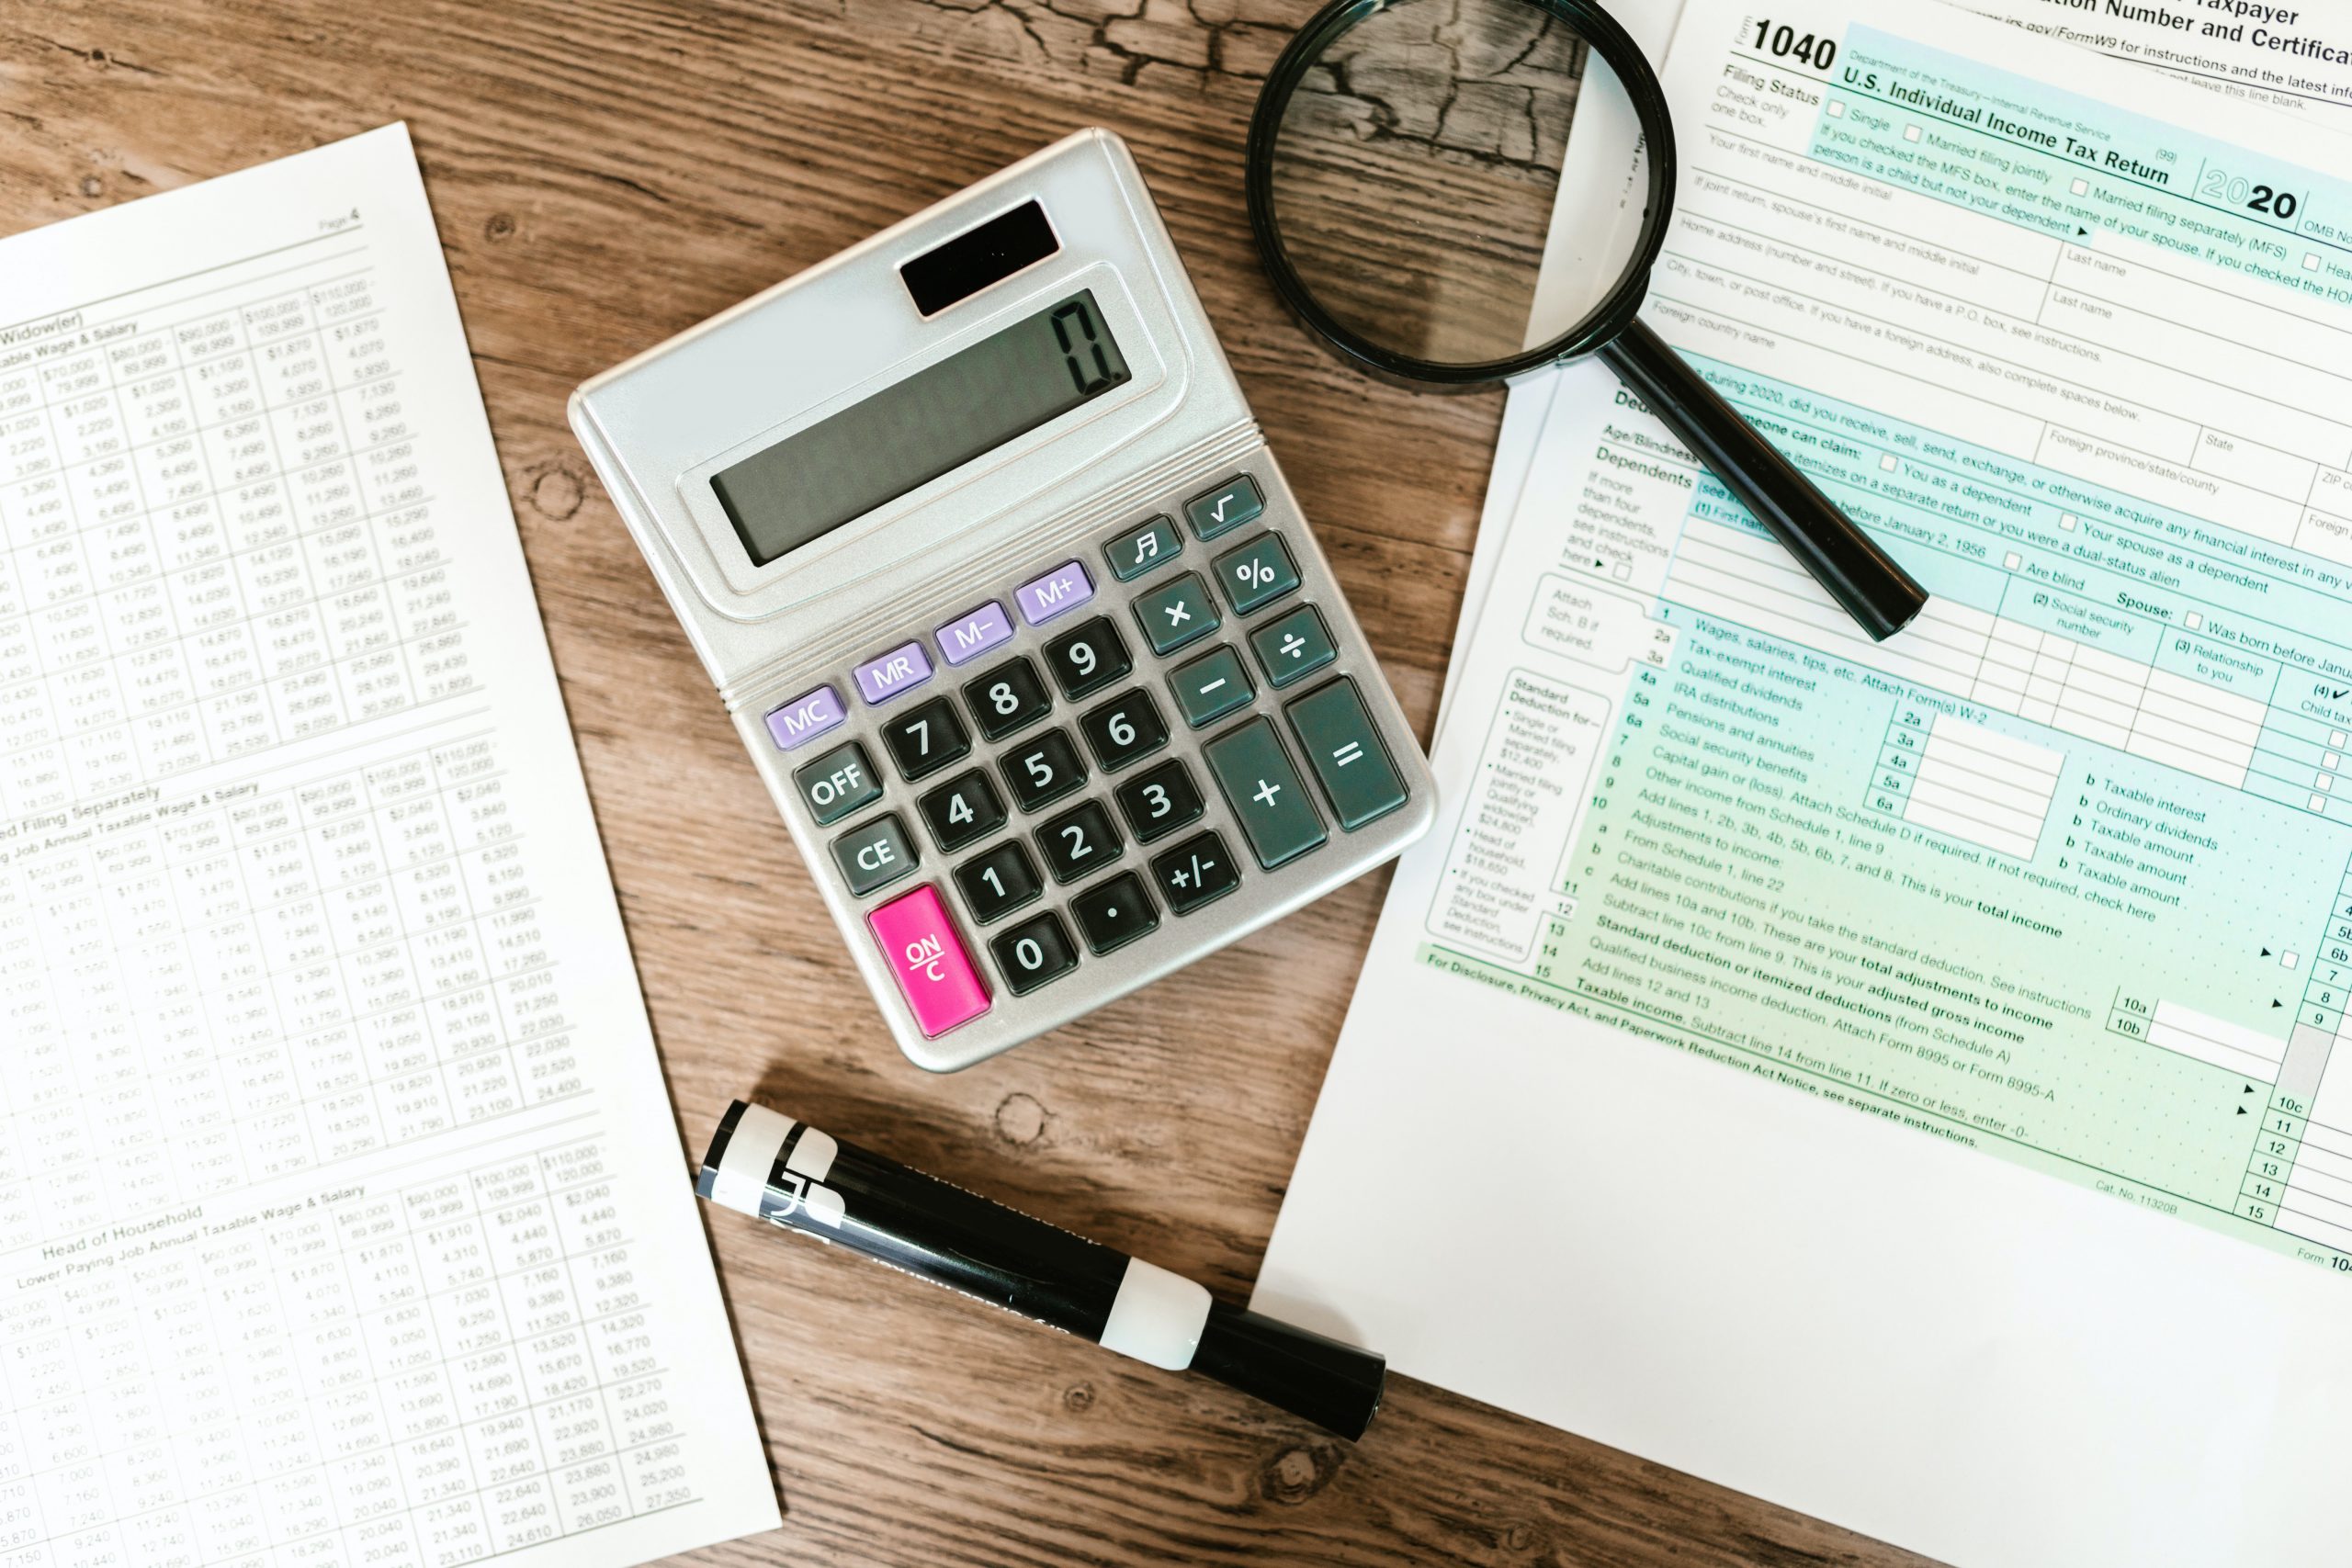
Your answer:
[956,840,1042,924]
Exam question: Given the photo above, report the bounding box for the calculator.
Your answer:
[569,129,1434,1071]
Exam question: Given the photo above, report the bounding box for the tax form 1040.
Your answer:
[1258,2,2352,1565]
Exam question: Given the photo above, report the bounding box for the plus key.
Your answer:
[1202,716,1326,869]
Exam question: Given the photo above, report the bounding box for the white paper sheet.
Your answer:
[0,126,776,1568]
[1259,3,2352,1562]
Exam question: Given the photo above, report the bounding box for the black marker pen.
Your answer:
[696,1100,1385,1439]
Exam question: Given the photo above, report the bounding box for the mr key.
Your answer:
[571,130,1435,1068]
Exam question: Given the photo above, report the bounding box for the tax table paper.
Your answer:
[1256,2,2352,1564]
[0,127,775,1568]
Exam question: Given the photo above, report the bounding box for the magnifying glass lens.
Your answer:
[1266,0,1650,367]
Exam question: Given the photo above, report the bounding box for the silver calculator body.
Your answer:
[569,129,1434,1071]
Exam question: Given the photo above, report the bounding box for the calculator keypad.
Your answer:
[965,657,1052,739]
[879,696,970,782]
[766,464,1423,1059]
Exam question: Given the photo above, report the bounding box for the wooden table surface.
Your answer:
[9,4,1933,1564]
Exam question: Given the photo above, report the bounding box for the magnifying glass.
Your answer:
[1246,0,1928,642]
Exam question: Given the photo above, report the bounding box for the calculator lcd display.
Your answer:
[712,289,1131,568]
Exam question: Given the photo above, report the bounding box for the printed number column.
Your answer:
[247,287,346,745]
[554,1142,685,1519]
[182,304,278,761]
[41,329,136,800]
[476,1157,569,1552]
[405,1173,494,1567]
[110,321,210,781]
[2242,854,2352,1251]
[311,276,414,725]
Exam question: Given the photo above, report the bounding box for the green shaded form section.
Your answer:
[1424,616,2352,1276]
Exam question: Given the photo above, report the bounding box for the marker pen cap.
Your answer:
[1192,1301,1385,1440]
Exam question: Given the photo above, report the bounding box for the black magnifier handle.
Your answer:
[1600,318,1928,642]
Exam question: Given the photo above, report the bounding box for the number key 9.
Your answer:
[1044,615,1132,700]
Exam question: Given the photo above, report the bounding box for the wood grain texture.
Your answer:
[4,4,1935,1564]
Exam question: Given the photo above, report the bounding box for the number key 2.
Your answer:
[1036,800,1121,885]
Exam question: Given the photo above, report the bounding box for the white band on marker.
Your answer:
[711,1104,794,1218]
[1097,1258,1212,1371]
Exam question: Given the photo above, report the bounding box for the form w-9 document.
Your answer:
[1258,2,2352,1562]
[0,127,775,1568]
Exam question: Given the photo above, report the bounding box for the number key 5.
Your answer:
[1000,728,1087,813]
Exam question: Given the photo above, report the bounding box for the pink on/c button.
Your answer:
[867,885,989,1036]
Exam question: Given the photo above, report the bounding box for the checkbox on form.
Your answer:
[2184,611,2202,630]
[2071,177,2089,196]
[2060,513,2078,530]
[2285,950,2303,968]
[1904,124,1921,142]
[2004,551,2022,570]
[1827,100,1846,118]
[1879,453,1897,471]
[2306,254,2322,271]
